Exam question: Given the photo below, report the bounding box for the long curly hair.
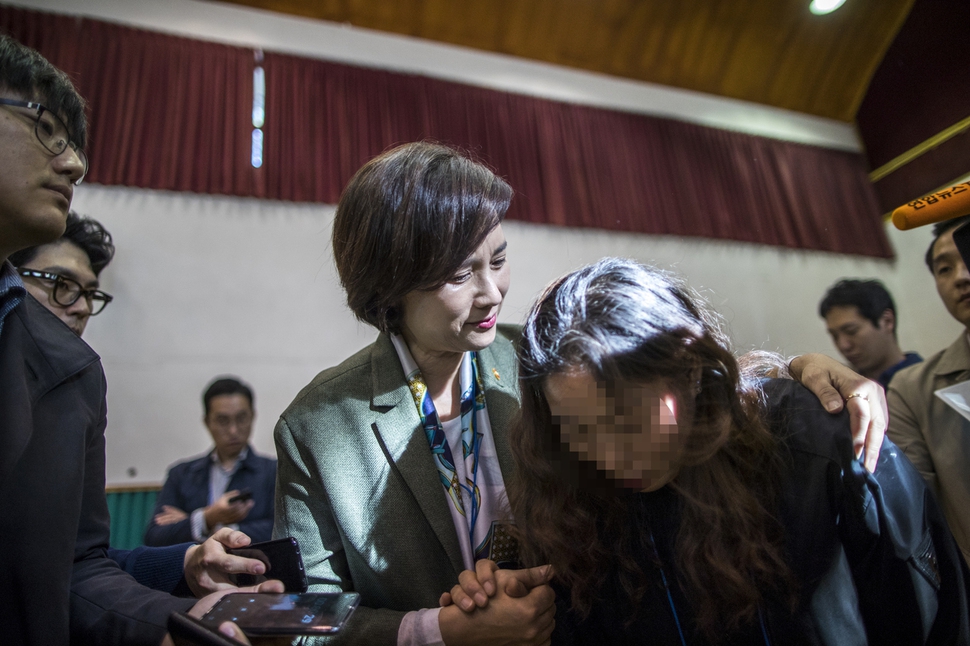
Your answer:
[510,258,794,640]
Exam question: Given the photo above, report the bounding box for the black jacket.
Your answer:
[0,296,193,645]
[144,446,276,547]
[554,379,970,645]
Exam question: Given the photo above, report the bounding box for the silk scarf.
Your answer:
[391,333,496,562]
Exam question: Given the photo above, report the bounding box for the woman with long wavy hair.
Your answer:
[449,257,969,645]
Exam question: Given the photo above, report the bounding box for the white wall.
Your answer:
[71,185,961,485]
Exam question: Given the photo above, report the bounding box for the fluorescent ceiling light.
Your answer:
[810,0,847,14]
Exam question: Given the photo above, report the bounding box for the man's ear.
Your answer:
[878,309,896,334]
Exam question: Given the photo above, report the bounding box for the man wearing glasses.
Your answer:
[9,210,113,336]
[0,35,279,645]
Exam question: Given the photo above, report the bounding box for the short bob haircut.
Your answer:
[10,211,115,276]
[332,142,512,333]
[0,34,87,148]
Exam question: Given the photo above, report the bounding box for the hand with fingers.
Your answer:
[438,559,556,646]
[154,505,189,526]
[788,353,888,471]
[182,528,269,597]
[161,579,288,646]
[440,559,554,612]
[204,490,255,528]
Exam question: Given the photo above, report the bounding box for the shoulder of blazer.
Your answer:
[166,453,212,480]
[479,324,521,388]
[6,296,101,398]
[239,447,277,472]
[280,335,384,420]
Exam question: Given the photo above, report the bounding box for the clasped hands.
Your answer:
[438,559,556,646]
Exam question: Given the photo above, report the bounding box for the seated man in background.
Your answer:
[889,215,970,567]
[819,278,921,390]
[147,377,276,546]
[11,212,271,597]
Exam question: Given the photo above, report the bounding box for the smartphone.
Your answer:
[200,592,360,636]
[228,536,308,592]
[227,489,252,504]
[168,612,245,646]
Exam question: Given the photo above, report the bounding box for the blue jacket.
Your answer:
[145,447,276,546]
[107,544,192,594]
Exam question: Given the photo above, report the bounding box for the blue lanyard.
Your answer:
[648,531,771,646]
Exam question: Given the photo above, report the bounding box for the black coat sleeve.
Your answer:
[70,375,194,645]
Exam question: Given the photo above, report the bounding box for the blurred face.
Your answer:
[20,240,97,336]
[0,91,84,259]
[824,305,896,377]
[399,224,510,360]
[205,394,255,462]
[931,229,970,330]
[544,368,686,491]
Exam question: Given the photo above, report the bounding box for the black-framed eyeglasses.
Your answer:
[0,98,88,185]
[18,269,113,315]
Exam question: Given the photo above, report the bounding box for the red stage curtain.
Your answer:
[0,5,892,257]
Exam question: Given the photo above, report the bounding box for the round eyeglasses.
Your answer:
[18,269,113,315]
[0,98,88,185]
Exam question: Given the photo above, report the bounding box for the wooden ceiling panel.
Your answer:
[214,0,914,121]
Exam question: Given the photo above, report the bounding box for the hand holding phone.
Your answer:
[227,489,253,504]
[228,537,308,592]
[200,593,360,636]
[205,491,254,527]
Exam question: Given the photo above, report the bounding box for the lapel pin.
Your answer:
[492,368,501,381]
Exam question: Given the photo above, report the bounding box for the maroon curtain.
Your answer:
[0,5,892,257]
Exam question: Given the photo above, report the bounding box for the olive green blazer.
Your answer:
[274,326,521,644]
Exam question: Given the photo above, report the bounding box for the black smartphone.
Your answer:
[228,536,308,592]
[227,489,252,504]
[168,612,246,646]
[200,592,360,636]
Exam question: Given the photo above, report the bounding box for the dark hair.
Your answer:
[332,142,512,333]
[203,377,254,417]
[9,211,114,275]
[0,34,86,148]
[926,215,970,272]
[818,279,896,335]
[511,257,792,639]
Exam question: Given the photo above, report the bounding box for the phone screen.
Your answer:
[201,593,360,635]
[228,537,308,592]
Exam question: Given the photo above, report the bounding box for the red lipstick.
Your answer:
[476,314,497,330]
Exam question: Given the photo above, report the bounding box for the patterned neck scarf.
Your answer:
[391,334,489,556]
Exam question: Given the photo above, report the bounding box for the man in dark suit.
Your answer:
[0,35,278,645]
[146,377,276,547]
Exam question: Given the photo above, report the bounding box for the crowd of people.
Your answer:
[2,32,969,646]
